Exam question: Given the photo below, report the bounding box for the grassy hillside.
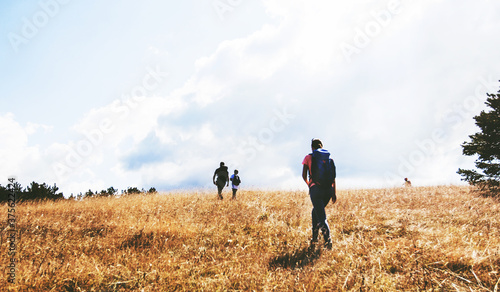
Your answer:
[1,186,499,291]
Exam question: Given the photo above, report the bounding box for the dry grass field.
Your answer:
[1,185,500,291]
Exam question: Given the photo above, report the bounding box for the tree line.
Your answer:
[0,181,63,202]
[0,181,157,203]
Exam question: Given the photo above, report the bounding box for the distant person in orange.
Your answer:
[404,178,412,187]
[302,138,336,249]
[213,162,229,199]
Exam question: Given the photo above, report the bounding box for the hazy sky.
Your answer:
[1,0,500,195]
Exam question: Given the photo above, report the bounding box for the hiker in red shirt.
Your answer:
[302,138,336,249]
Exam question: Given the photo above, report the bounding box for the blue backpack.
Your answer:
[311,148,336,187]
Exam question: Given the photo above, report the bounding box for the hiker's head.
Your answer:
[311,138,323,150]
[220,162,225,167]
[234,169,239,174]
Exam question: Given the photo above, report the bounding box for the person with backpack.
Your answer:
[302,138,336,249]
[230,169,241,199]
[213,162,229,200]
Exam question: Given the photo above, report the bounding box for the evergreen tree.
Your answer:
[21,181,64,201]
[84,189,95,198]
[1,181,63,202]
[0,185,9,201]
[125,187,141,195]
[458,82,500,196]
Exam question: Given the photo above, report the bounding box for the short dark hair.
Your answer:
[311,138,323,149]
[220,162,225,167]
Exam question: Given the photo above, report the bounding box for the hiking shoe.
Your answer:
[308,239,318,251]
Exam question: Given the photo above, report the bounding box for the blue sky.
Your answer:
[1,0,500,195]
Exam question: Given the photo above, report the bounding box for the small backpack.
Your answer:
[311,148,336,186]
[216,166,229,183]
[233,175,241,186]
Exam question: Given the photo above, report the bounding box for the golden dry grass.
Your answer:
[1,185,500,291]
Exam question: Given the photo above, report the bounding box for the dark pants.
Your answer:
[309,185,332,242]
[232,188,237,199]
[216,181,226,199]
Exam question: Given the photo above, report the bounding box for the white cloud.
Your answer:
[3,0,500,195]
[0,113,54,186]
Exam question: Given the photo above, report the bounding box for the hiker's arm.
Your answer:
[331,179,337,204]
[302,164,309,186]
[213,172,216,184]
